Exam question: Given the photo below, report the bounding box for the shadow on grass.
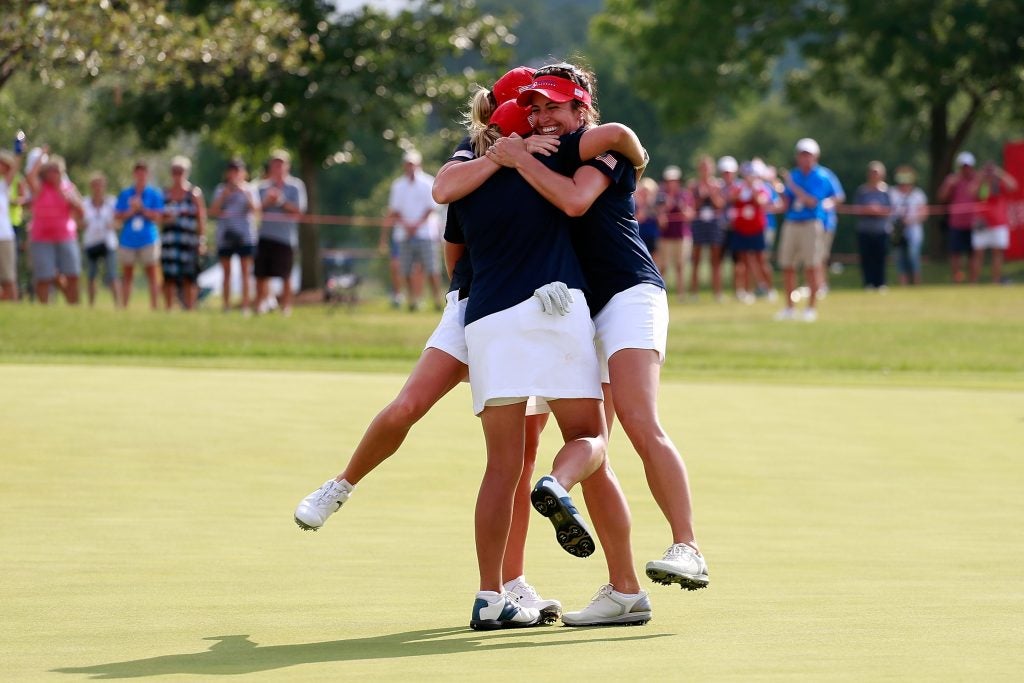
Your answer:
[54,627,672,678]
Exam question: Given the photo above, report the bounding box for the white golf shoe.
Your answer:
[503,576,561,624]
[470,591,542,631]
[294,479,353,531]
[645,543,710,590]
[561,584,652,627]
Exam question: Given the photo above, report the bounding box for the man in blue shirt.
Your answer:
[114,160,164,309]
[775,138,836,322]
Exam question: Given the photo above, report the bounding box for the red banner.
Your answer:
[1004,140,1024,260]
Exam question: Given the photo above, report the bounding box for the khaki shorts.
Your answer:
[819,229,836,264]
[119,242,161,267]
[777,219,823,269]
[0,239,15,283]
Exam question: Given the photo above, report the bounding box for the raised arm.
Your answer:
[432,156,502,204]
[488,135,610,217]
[578,123,647,170]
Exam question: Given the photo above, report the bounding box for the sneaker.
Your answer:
[530,476,595,558]
[774,307,795,321]
[645,543,709,590]
[562,584,652,627]
[802,307,818,322]
[470,591,541,631]
[504,576,561,624]
[294,479,353,531]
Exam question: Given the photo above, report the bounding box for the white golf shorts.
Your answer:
[465,289,602,416]
[593,283,668,383]
[423,290,469,365]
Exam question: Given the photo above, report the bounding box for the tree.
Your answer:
[104,0,513,289]
[0,0,305,92]
[594,0,1024,254]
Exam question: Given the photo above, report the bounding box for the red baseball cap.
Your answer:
[492,66,536,105]
[490,101,534,137]
[515,75,592,107]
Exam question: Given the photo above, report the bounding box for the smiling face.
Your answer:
[527,93,583,137]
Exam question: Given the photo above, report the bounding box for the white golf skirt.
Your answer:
[465,289,602,415]
[593,283,668,383]
[424,290,469,365]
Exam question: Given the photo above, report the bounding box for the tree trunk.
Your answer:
[926,100,950,260]
[297,151,322,291]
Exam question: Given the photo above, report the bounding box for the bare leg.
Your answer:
[36,279,51,303]
[239,256,253,311]
[337,348,467,485]
[804,265,818,309]
[122,264,134,307]
[281,276,293,312]
[710,245,724,298]
[502,413,548,583]
[145,264,159,309]
[689,245,703,295]
[477,402,527,591]
[782,267,796,307]
[256,277,270,310]
[220,257,232,311]
[163,282,175,310]
[970,249,983,283]
[547,398,606,490]
[992,249,1004,283]
[608,348,698,549]
[63,276,80,305]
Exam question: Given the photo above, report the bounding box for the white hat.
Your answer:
[662,165,682,181]
[795,138,820,156]
[717,156,738,173]
[955,151,976,167]
[402,149,422,165]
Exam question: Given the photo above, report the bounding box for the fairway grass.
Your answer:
[3,365,1022,681]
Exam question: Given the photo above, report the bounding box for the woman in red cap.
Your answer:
[443,62,709,625]
[293,70,565,629]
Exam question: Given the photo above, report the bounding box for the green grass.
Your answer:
[2,365,1022,680]
[2,283,1022,388]
[1,286,1022,680]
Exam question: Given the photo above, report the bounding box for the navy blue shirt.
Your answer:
[558,129,665,315]
[442,209,471,296]
[445,157,587,326]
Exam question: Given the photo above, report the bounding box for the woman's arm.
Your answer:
[444,241,464,280]
[489,136,611,217]
[432,156,502,204]
[578,123,647,169]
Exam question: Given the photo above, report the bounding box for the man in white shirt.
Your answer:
[387,150,442,311]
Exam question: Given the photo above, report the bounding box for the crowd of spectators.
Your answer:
[0,145,306,314]
[0,136,1018,315]
[644,138,1018,321]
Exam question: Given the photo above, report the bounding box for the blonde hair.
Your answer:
[88,171,107,185]
[465,87,502,157]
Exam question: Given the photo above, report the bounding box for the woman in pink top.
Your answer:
[26,154,83,304]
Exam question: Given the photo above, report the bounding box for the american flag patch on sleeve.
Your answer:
[595,153,618,170]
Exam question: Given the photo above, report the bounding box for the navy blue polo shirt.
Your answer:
[558,129,665,315]
[445,158,587,326]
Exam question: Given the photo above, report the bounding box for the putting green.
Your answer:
[2,365,1021,680]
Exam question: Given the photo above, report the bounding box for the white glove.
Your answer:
[533,281,574,316]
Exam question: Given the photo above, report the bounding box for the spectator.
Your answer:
[817,164,846,297]
[971,160,1019,284]
[655,165,692,300]
[688,155,726,300]
[209,158,258,313]
[114,160,163,309]
[255,149,307,315]
[161,156,206,310]
[853,161,893,290]
[775,138,836,322]
[81,172,122,307]
[0,151,17,300]
[26,153,83,304]
[387,150,442,312]
[937,151,979,283]
[758,160,784,300]
[635,176,660,258]
[718,155,740,301]
[889,165,927,286]
[6,149,29,299]
[729,160,773,303]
